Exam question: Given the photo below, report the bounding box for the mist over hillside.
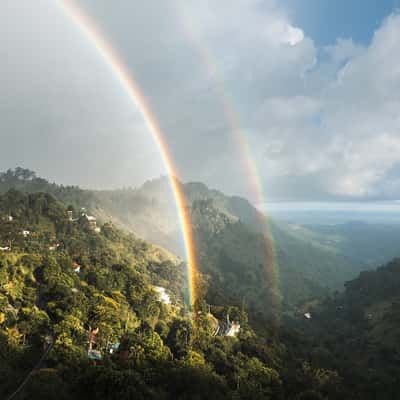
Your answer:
[1,168,393,310]
[3,169,400,398]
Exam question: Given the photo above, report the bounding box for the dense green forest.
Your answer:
[0,190,287,399]
[2,173,400,398]
[0,169,371,309]
[286,258,400,399]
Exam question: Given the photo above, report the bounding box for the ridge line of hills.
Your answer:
[2,168,400,398]
[0,168,381,309]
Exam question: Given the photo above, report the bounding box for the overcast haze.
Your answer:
[1,0,400,201]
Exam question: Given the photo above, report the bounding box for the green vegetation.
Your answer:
[0,169,370,311]
[2,169,400,399]
[0,190,286,399]
[285,258,400,399]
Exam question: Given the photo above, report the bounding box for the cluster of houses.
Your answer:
[152,287,241,337]
[82,287,241,362]
[0,207,101,253]
[87,327,120,361]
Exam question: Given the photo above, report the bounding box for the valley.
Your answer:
[2,169,400,398]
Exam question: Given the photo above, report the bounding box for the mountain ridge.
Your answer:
[0,168,370,311]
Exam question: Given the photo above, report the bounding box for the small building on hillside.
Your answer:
[87,327,102,360]
[225,321,241,337]
[108,342,120,354]
[72,262,81,273]
[88,349,102,361]
[153,286,172,305]
[0,246,11,252]
[304,312,312,320]
[217,314,241,337]
[67,210,73,221]
[21,230,30,237]
[82,214,100,232]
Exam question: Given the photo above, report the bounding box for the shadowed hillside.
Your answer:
[0,169,372,312]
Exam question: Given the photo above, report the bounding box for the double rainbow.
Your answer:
[175,4,281,317]
[57,1,280,317]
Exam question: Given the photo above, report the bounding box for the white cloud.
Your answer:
[285,25,304,46]
[250,14,400,199]
[1,1,400,201]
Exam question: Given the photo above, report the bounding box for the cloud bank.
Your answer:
[0,1,399,201]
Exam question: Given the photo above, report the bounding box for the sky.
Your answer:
[1,0,400,202]
[283,0,400,46]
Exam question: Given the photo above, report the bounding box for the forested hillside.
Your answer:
[2,180,400,398]
[287,258,400,399]
[0,169,368,310]
[0,190,289,399]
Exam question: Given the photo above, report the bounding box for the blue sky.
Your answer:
[284,0,399,45]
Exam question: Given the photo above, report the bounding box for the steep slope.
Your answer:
[0,190,287,400]
[97,182,371,307]
[0,169,369,310]
[189,199,280,328]
[286,258,400,400]
[0,169,184,255]
[2,174,397,399]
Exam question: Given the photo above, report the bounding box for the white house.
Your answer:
[221,314,241,337]
[85,215,96,223]
[225,321,241,337]
[21,230,30,237]
[72,262,81,273]
[83,214,100,232]
[153,286,172,305]
[0,246,11,252]
[304,312,312,320]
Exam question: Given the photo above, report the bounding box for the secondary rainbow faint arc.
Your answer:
[57,0,197,309]
[174,3,281,316]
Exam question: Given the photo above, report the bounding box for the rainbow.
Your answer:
[174,4,281,318]
[56,0,198,309]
